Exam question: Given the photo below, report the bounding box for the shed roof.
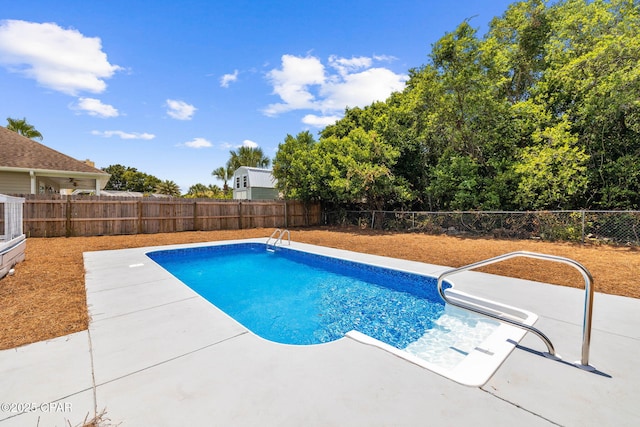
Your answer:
[234,167,277,188]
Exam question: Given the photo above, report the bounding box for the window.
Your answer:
[235,176,240,189]
[243,175,247,188]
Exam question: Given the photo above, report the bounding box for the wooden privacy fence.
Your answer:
[18,195,321,237]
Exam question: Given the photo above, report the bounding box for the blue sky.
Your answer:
[1,0,515,192]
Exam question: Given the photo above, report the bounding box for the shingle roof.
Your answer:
[0,125,107,175]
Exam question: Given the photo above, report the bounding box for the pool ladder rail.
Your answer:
[266,228,291,251]
[437,251,596,372]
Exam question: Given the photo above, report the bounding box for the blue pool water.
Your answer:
[147,243,450,349]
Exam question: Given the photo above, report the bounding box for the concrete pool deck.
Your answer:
[1,238,639,426]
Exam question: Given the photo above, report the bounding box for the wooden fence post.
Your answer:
[238,201,243,230]
[172,201,177,232]
[284,200,288,228]
[193,201,198,231]
[65,196,72,237]
[137,200,143,234]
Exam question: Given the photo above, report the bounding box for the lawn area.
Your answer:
[1,226,638,350]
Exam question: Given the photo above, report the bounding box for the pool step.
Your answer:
[403,312,497,370]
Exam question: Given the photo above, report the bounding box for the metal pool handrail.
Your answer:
[437,251,595,369]
[266,228,291,249]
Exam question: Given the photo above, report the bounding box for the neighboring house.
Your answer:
[0,126,110,195]
[232,166,278,200]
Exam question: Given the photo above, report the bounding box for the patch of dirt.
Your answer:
[1,226,638,350]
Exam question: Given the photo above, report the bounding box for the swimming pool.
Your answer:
[147,240,537,386]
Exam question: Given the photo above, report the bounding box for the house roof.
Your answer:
[0,126,108,176]
[233,166,277,188]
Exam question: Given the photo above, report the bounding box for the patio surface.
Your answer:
[1,239,638,426]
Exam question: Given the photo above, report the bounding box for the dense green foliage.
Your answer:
[184,183,227,198]
[273,0,640,210]
[155,180,181,197]
[226,146,270,170]
[102,164,161,193]
[6,117,43,141]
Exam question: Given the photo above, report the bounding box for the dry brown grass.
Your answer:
[1,226,638,351]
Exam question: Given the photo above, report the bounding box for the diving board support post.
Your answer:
[437,251,595,370]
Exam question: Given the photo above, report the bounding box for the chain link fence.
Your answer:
[324,210,640,246]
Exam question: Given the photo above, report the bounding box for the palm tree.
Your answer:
[185,183,209,198]
[155,180,181,197]
[208,184,228,199]
[6,117,43,141]
[211,165,234,193]
[227,146,270,170]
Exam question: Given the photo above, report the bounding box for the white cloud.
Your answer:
[74,97,119,118]
[242,139,258,148]
[166,99,196,120]
[328,55,372,76]
[182,137,212,148]
[0,20,121,95]
[302,114,342,128]
[373,54,397,62]
[263,55,326,116]
[319,68,407,112]
[218,139,258,150]
[91,130,155,140]
[220,70,239,88]
[263,54,407,122]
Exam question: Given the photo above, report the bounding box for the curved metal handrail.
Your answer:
[266,229,281,247]
[277,229,291,246]
[437,251,594,368]
[266,228,290,248]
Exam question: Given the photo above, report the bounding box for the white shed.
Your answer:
[232,167,278,200]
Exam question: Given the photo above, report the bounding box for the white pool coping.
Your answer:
[2,237,640,426]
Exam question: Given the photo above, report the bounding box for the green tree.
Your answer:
[383,69,446,209]
[315,129,412,209]
[211,165,234,194]
[102,164,161,193]
[513,120,589,209]
[155,180,181,197]
[185,183,228,199]
[6,117,43,141]
[427,151,481,210]
[275,0,640,211]
[539,0,640,208]
[185,183,210,198]
[272,131,317,201]
[429,21,500,160]
[484,0,550,104]
[227,146,270,170]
